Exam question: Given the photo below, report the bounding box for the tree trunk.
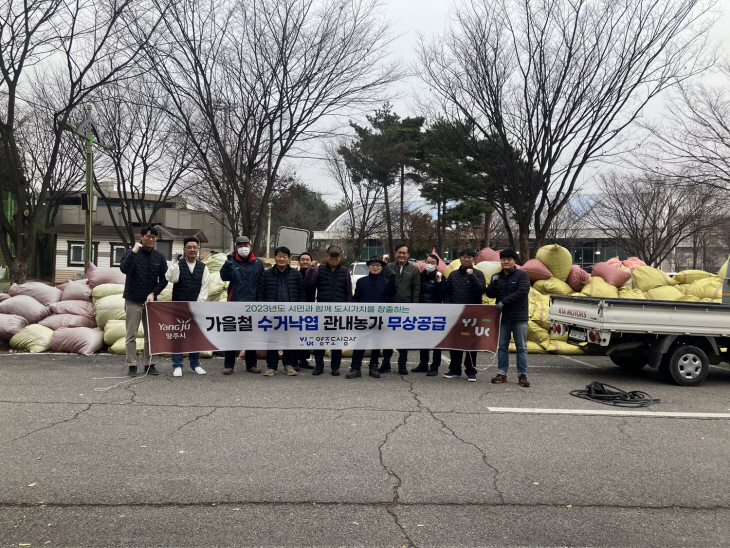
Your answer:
[484,210,493,249]
[518,224,531,264]
[383,182,394,260]
[399,164,405,241]
[436,191,443,256]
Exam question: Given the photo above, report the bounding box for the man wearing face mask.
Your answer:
[381,243,420,375]
[412,254,446,376]
[304,245,352,376]
[220,236,264,375]
[165,236,210,377]
[443,248,486,382]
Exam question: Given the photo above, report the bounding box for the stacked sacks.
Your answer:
[684,277,722,300]
[475,247,500,263]
[9,282,62,306]
[204,253,229,301]
[536,244,572,282]
[566,265,590,292]
[0,295,51,324]
[520,259,552,282]
[10,324,54,352]
[105,319,143,354]
[674,270,714,284]
[632,266,677,293]
[0,313,28,340]
[591,262,632,288]
[50,327,104,355]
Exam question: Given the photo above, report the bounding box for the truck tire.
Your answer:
[664,345,709,386]
[609,355,647,371]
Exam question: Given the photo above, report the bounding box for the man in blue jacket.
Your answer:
[220,236,264,375]
[346,256,396,379]
[119,225,168,377]
[485,248,531,387]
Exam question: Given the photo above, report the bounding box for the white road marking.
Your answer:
[487,407,730,419]
[562,355,601,369]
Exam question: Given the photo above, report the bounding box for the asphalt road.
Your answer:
[1,350,729,547]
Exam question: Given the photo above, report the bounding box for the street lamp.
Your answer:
[60,105,114,274]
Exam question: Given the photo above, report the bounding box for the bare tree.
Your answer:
[0,0,163,283]
[418,0,717,259]
[323,141,385,261]
[145,0,400,254]
[90,77,196,247]
[586,173,725,267]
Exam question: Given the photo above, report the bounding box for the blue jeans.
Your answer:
[497,321,528,375]
[172,353,200,370]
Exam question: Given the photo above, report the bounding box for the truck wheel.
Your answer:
[609,355,647,371]
[665,345,709,386]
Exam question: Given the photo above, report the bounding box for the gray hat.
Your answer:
[366,255,386,268]
[235,236,251,245]
[326,245,343,255]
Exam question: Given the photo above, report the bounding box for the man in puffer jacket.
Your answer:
[444,248,486,382]
[256,246,306,377]
[485,248,531,387]
[220,235,264,375]
[119,224,168,377]
[412,253,446,376]
[346,256,396,379]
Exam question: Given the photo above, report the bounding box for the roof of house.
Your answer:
[45,224,209,243]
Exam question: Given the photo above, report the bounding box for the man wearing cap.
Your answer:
[165,236,210,377]
[220,236,265,375]
[346,256,396,379]
[486,248,531,387]
[304,244,352,376]
[294,251,317,370]
[443,248,487,382]
[256,246,306,377]
[381,243,420,375]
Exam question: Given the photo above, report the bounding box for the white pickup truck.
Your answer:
[548,295,730,386]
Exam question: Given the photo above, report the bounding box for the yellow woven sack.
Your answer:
[550,329,569,342]
[673,270,713,284]
[546,340,586,355]
[581,277,619,298]
[90,283,125,303]
[717,260,728,280]
[685,277,722,300]
[482,295,496,305]
[618,287,646,300]
[94,294,126,328]
[533,277,573,296]
[103,319,143,346]
[645,286,684,301]
[535,244,572,282]
[203,252,228,275]
[110,337,143,355]
[677,295,701,302]
[443,259,462,279]
[530,301,549,324]
[527,320,550,344]
[632,266,677,292]
[509,341,548,354]
[9,324,53,353]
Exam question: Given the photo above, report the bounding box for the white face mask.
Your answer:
[425,264,436,273]
[238,247,250,257]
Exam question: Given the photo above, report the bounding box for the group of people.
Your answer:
[119,225,531,386]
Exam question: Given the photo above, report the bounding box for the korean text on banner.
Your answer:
[146,301,501,354]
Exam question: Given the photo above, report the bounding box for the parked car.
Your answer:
[348,261,368,292]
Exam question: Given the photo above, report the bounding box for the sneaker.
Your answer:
[193,366,206,375]
[144,364,159,376]
[345,368,361,379]
[247,366,262,374]
[398,364,408,375]
[127,366,138,376]
[443,370,461,379]
[411,363,429,373]
[173,368,183,377]
[284,364,297,376]
[491,373,507,384]
[466,372,476,382]
[222,368,234,375]
[518,373,531,387]
[263,368,277,376]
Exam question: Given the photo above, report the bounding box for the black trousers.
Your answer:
[448,350,477,374]
[296,349,311,362]
[350,349,381,370]
[266,349,296,370]
[382,348,408,366]
[314,349,342,370]
[224,350,258,369]
[419,349,442,368]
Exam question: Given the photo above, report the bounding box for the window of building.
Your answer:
[154,240,171,260]
[110,243,127,266]
[67,241,98,266]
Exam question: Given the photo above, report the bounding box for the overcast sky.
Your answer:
[295,0,730,204]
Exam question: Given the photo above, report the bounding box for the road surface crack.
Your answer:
[0,404,91,447]
[173,407,219,433]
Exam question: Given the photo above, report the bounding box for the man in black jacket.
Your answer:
[443,248,486,382]
[412,253,446,376]
[346,256,396,379]
[485,248,531,387]
[257,246,306,376]
[294,251,317,370]
[119,225,168,376]
[304,245,352,376]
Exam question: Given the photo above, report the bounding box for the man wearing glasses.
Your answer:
[120,225,169,376]
[165,237,210,377]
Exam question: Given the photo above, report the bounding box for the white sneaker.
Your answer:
[173,368,183,377]
[193,366,206,375]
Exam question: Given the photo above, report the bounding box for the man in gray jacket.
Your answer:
[380,243,421,375]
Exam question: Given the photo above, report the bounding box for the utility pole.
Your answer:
[266,202,272,259]
[60,105,114,274]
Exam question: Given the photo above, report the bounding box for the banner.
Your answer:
[146,301,501,354]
